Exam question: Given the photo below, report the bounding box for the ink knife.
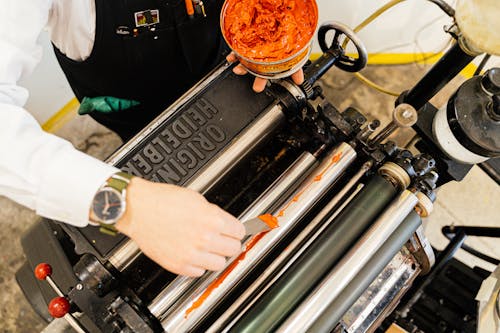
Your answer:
[243,214,279,236]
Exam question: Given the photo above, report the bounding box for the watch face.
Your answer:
[92,188,125,224]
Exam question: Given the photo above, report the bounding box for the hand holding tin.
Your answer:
[227,52,304,93]
[221,0,316,92]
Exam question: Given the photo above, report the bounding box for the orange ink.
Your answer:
[314,152,343,181]
[185,232,267,318]
[258,214,279,229]
[184,151,343,317]
[277,152,343,217]
[222,0,318,62]
[274,147,287,161]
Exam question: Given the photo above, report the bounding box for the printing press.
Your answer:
[16,16,500,333]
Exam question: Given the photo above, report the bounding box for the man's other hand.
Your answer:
[115,178,245,277]
[226,53,304,93]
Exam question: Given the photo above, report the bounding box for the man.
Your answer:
[0,0,303,277]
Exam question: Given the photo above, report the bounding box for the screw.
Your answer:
[402,109,413,119]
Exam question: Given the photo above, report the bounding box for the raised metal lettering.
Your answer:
[187,142,206,160]
[143,143,164,164]
[206,125,226,143]
[177,150,197,169]
[193,132,216,151]
[161,128,181,149]
[121,161,142,176]
[172,119,192,139]
[196,98,218,118]
[187,108,207,126]
[156,163,181,183]
[152,137,173,154]
[150,174,162,183]
[181,114,199,131]
[169,158,188,176]
[132,154,153,174]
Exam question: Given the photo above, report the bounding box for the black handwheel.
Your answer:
[318,21,368,73]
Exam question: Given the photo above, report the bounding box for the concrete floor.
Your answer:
[0,63,498,332]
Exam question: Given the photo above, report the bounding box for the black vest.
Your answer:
[54,0,227,140]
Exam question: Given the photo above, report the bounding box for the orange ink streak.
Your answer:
[314,152,343,182]
[184,151,343,318]
[277,152,343,217]
[258,214,279,229]
[274,147,287,161]
[184,232,267,318]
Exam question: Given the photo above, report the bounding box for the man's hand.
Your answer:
[115,178,245,277]
[226,53,305,93]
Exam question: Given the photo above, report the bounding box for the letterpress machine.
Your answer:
[16,7,500,333]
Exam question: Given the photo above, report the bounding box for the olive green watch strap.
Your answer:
[99,224,119,236]
[107,172,133,191]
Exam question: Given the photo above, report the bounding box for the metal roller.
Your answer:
[207,161,372,332]
[276,190,419,333]
[308,210,422,333]
[148,151,318,318]
[108,103,286,271]
[228,173,400,333]
[160,143,357,332]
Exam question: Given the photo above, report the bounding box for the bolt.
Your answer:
[76,284,83,291]
[402,109,413,119]
[394,103,418,127]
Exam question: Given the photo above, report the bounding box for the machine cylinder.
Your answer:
[207,162,373,332]
[309,210,422,333]
[148,151,318,318]
[276,190,419,333]
[228,173,399,333]
[160,143,357,332]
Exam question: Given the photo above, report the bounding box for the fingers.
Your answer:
[208,203,244,240]
[193,252,228,272]
[227,51,303,93]
[253,77,268,93]
[252,69,303,92]
[179,265,206,277]
[234,65,268,93]
[226,52,237,63]
[233,64,247,75]
[209,234,242,257]
[228,53,247,76]
[291,69,304,85]
[219,210,245,240]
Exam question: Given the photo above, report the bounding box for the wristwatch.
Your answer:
[89,172,134,234]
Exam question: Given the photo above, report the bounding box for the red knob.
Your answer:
[48,297,70,318]
[34,263,52,280]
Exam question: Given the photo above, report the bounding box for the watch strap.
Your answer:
[99,224,119,236]
[107,172,133,192]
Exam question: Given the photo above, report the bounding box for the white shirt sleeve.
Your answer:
[0,0,119,227]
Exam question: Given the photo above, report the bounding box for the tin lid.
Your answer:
[455,0,500,55]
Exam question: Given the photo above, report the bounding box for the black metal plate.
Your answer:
[381,258,489,333]
[65,65,275,259]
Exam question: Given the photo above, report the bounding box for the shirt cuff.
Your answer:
[36,138,119,227]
